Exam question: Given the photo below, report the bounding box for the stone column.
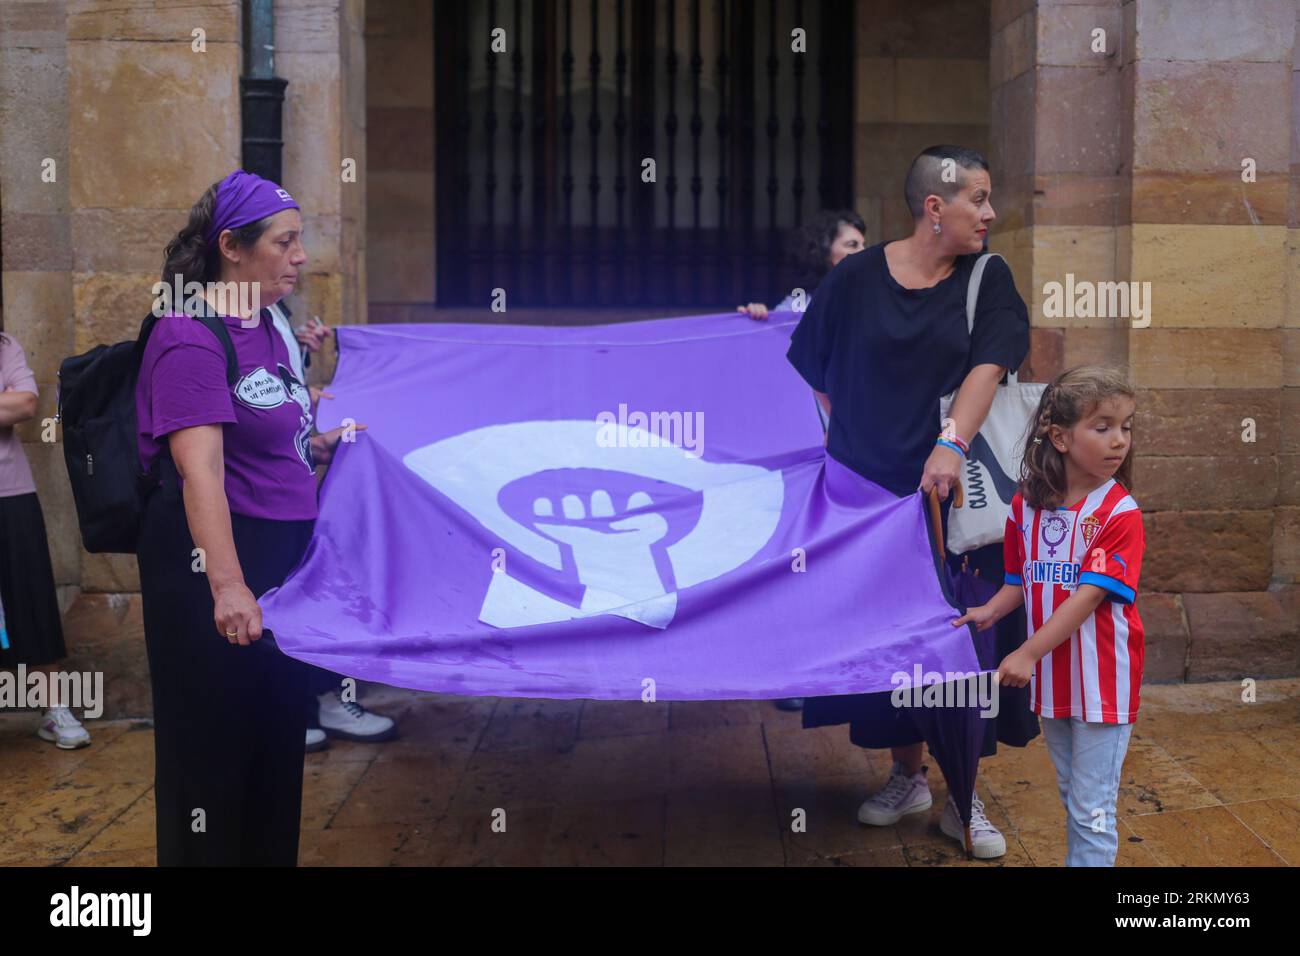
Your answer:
[364,0,435,324]
[275,0,369,387]
[1124,0,1296,679]
[66,0,244,594]
[0,0,78,609]
[989,0,1300,680]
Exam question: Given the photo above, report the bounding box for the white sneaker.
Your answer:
[939,792,1007,859]
[305,727,329,753]
[36,707,91,750]
[317,690,396,743]
[857,761,932,826]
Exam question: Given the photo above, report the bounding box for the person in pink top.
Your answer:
[0,333,90,748]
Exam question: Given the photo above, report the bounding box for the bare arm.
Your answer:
[952,582,1023,631]
[984,583,1025,623]
[168,424,263,645]
[922,362,1006,498]
[0,389,38,427]
[1021,585,1109,662]
[943,363,1004,445]
[997,585,1111,687]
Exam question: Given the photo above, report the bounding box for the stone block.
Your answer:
[1142,510,1273,593]
[1033,172,1122,227]
[1037,2,1122,68]
[68,0,239,43]
[67,41,240,209]
[1031,225,1119,328]
[856,57,895,124]
[858,0,992,59]
[1133,454,1278,511]
[1035,66,1122,175]
[1184,590,1299,680]
[1140,591,1188,682]
[895,59,989,125]
[71,271,159,354]
[1132,60,1290,175]
[1129,329,1282,389]
[1134,388,1280,457]
[1132,0,1294,63]
[1275,507,1300,584]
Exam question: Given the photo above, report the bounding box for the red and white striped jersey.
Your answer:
[1003,479,1146,723]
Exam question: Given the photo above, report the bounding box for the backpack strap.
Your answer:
[964,252,1016,385]
[134,305,240,386]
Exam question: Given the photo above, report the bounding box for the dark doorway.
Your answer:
[434,0,855,312]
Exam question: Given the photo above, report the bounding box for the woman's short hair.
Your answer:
[903,145,989,219]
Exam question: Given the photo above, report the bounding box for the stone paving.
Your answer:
[1,678,1297,866]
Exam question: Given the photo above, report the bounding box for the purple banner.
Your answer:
[259,313,980,699]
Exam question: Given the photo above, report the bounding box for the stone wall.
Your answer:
[364,0,435,323]
[855,0,993,247]
[0,1,1294,720]
[988,0,1300,681]
[0,0,370,716]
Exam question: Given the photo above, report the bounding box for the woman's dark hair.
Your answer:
[903,145,989,219]
[161,180,275,287]
[788,209,867,294]
[1019,365,1137,511]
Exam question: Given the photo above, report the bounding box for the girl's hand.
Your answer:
[311,422,368,466]
[295,318,331,353]
[996,648,1035,688]
[952,603,996,631]
[738,302,769,321]
[213,581,263,646]
[919,443,962,500]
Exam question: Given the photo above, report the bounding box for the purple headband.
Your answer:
[204,170,300,249]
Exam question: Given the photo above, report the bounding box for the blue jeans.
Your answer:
[1040,716,1134,866]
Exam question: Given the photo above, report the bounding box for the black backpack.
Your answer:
[57,309,239,554]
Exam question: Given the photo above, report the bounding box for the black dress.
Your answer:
[786,241,1036,754]
[0,493,66,667]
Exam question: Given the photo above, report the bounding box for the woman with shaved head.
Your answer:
[786,145,1032,858]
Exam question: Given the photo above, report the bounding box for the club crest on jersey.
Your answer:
[1040,513,1071,557]
[1080,514,1101,548]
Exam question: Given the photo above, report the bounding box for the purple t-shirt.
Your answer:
[135,312,318,521]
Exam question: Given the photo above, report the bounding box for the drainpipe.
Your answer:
[241,0,288,182]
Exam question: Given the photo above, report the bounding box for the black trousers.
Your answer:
[137,469,314,866]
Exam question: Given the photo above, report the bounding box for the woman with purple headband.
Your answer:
[135,170,364,866]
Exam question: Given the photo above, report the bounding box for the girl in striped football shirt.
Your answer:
[952,366,1144,866]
